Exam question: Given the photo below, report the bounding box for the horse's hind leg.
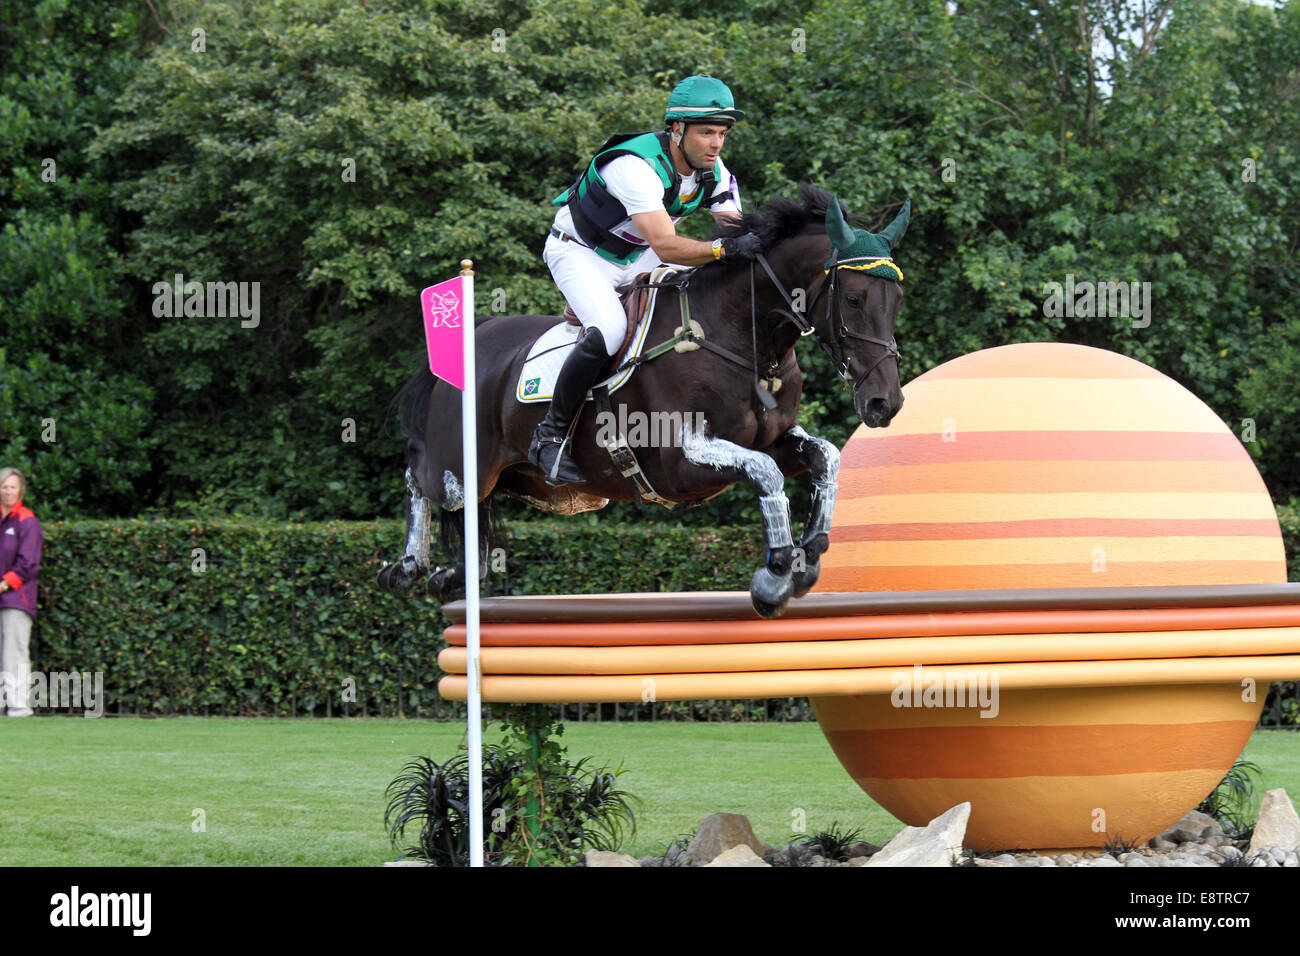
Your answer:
[770,425,840,598]
[377,467,432,595]
[427,485,494,604]
[679,427,795,619]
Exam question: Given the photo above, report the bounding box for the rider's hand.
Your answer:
[722,233,763,261]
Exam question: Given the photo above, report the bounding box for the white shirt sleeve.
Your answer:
[601,155,672,216]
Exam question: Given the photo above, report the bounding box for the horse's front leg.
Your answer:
[378,467,432,595]
[768,425,840,598]
[680,427,795,619]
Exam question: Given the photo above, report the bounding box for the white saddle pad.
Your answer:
[515,267,686,403]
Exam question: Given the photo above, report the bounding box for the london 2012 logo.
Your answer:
[425,290,461,328]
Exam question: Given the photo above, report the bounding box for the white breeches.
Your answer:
[544,233,663,357]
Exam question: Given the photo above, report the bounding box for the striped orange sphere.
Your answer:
[820,342,1285,591]
[814,343,1282,850]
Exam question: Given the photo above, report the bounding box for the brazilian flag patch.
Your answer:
[524,377,540,396]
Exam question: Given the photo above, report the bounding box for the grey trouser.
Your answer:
[0,608,33,716]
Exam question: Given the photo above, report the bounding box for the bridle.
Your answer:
[754,250,901,394]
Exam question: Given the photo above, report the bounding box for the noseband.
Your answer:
[755,250,900,393]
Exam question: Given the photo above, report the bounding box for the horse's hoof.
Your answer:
[750,566,793,619]
[427,567,465,603]
[791,559,820,599]
[377,562,411,596]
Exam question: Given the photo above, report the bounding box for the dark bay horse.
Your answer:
[379,184,910,617]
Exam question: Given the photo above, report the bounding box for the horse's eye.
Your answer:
[845,293,863,308]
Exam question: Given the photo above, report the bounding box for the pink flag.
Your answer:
[421,275,467,390]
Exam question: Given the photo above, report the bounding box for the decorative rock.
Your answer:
[1089,855,1121,867]
[846,842,880,859]
[864,802,970,868]
[974,858,1016,867]
[1149,837,1177,851]
[585,850,641,867]
[1248,789,1300,859]
[703,844,770,867]
[683,813,766,865]
[1217,845,1243,862]
[1157,810,1223,845]
[1056,854,1079,867]
[1284,851,1298,868]
[1124,855,1150,867]
[1270,846,1288,864]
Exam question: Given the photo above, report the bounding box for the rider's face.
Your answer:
[675,122,730,170]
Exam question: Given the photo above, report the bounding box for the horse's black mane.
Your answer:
[712,183,861,252]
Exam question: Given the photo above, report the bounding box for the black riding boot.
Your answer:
[528,327,609,485]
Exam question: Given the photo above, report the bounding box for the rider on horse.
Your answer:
[529,74,765,486]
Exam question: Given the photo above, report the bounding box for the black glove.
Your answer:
[722,232,763,261]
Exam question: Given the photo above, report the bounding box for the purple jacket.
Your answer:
[0,502,42,620]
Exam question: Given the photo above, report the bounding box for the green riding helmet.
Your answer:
[663,74,745,125]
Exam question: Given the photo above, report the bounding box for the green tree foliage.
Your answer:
[0,1,163,515]
[2,0,1297,521]
[87,0,749,520]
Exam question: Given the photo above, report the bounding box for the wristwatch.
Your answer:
[711,238,724,260]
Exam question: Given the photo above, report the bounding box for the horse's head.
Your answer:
[816,197,910,428]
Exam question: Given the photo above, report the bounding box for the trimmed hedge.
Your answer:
[28,508,1300,717]
[32,519,762,717]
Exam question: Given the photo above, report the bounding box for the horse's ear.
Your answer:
[880,199,911,250]
[825,197,857,250]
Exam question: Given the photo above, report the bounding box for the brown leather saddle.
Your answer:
[562,274,653,376]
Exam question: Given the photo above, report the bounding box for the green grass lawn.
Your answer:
[0,717,1295,865]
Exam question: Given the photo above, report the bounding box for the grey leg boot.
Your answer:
[528,327,608,485]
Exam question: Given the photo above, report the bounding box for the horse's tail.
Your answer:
[390,366,439,446]
[387,365,441,480]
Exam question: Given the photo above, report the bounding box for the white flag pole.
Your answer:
[460,258,484,868]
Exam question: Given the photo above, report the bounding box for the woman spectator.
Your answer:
[0,468,43,717]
